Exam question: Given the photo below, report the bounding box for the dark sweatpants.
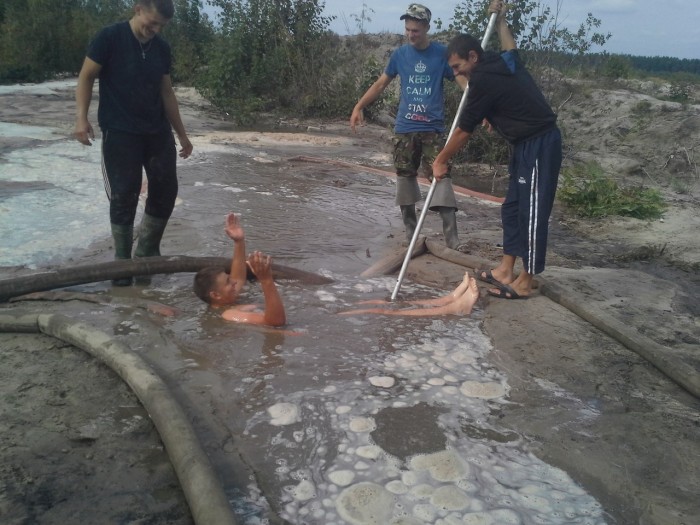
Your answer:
[101,128,177,226]
[501,127,562,275]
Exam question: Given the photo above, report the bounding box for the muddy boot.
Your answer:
[111,223,133,286]
[134,214,168,284]
[400,204,418,244]
[439,206,460,250]
[134,214,168,257]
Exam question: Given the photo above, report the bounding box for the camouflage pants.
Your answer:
[392,132,456,209]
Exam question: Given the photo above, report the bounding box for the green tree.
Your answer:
[0,0,131,82]
[163,0,214,84]
[602,54,631,79]
[196,0,336,122]
[449,0,610,78]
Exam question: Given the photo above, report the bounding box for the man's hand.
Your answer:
[246,251,273,282]
[74,119,95,146]
[432,159,449,181]
[349,107,365,133]
[178,135,193,158]
[224,213,245,241]
[489,0,508,19]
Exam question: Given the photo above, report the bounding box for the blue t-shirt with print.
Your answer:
[385,42,454,134]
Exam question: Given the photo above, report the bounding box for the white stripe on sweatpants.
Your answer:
[527,160,539,273]
[101,131,111,200]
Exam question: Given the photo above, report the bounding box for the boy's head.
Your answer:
[401,4,431,48]
[194,266,240,307]
[400,3,431,25]
[446,34,484,80]
[137,0,174,19]
[132,1,173,41]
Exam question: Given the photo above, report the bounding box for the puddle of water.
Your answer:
[134,271,606,525]
[1,102,606,523]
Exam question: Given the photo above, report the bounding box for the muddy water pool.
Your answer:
[107,150,607,524]
[2,135,607,523]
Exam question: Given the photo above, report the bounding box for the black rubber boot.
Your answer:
[133,214,168,284]
[134,214,168,257]
[439,206,460,250]
[400,204,418,243]
[110,223,133,286]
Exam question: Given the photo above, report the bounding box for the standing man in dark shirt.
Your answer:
[433,0,561,299]
[74,0,193,286]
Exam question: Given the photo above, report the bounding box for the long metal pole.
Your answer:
[391,12,499,301]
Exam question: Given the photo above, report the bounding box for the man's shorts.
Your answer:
[392,131,451,180]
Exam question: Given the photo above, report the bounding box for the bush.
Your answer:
[558,162,666,219]
[196,0,343,123]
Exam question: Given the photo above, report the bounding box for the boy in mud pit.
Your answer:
[193,213,286,327]
[339,272,480,317]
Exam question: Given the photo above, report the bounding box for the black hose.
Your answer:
[0,256,333,302]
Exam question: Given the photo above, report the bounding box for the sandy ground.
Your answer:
[1,83,699,525]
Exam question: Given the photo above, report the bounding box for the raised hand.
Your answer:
[224,212,245,241]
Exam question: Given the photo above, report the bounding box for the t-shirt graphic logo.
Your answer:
[414,60,427,74]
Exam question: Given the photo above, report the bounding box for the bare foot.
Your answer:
[339,278,479,317]
[410,272,472,307]
[442,277,479,315]
[488,272,534,298]
[479,267,514,287]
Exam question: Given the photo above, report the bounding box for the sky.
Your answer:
[318,0,697,60]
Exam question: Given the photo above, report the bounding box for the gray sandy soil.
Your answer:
[1,82,699,524]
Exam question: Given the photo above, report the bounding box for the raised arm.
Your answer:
[350,73,394,132]
[490,0,516,51]
[225,213,247,296]
[74,57,101,145]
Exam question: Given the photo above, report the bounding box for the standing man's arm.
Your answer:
[432,128,472,180]
[492,1,516,51]
[350,73,394,132]
[161,74,193,158]
[74,57,102,145]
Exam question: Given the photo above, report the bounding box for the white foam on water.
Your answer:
[245,297,607,524]
[411,450,470,483]
[368,376,395,388]
[0,139,108,267]
[328,470,355,487]
[292,479,316,502]
[315,289,338,302]
[267,402,300,426]
[348,417,376,433]
[336,482,394,525]
[356,445,381,460]
[460,380,508,400]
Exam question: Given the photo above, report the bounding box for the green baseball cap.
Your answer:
[400,3,432,23]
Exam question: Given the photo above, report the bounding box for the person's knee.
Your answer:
[110,192,140,225]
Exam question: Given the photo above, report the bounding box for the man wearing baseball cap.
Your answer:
[350,4,467,250]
